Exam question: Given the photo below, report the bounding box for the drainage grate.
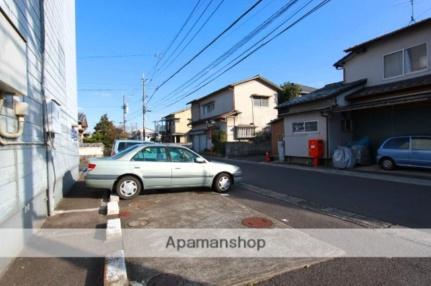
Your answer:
[242,216,273,228]
[147,273,184,286]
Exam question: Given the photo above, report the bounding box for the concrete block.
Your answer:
[106,218,122,240]
[104,250,128,286]
[110,195,120,203]
[107,201,119,216]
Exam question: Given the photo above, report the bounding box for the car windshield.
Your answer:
[111,144,141,159]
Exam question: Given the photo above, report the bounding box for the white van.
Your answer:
[111,140,153,156]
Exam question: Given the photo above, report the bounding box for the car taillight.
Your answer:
[88,163,96,171]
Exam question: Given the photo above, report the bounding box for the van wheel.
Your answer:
[380,158,395,170]
[116,176,142,199]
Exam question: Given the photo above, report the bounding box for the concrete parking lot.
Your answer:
[118,189,329,285]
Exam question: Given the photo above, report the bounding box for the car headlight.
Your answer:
[233,169,242,176]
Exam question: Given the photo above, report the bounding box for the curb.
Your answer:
[241,183,393,228]
[218,157,431,187]
[104,194,129,286]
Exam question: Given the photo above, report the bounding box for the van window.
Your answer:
[412,137,431,151]
[118,142,141,152]
[383,137,410,150]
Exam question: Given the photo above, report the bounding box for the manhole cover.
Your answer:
[242,217,273,228]
[147,273,184,286]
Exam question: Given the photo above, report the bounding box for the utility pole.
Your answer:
[122,95,128,133]
[142,75,147,141]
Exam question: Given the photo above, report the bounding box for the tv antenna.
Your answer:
[409,0,416,24]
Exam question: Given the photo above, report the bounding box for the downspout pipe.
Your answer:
[39,0,55,216]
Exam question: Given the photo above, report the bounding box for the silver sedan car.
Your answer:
[85,144,242,199]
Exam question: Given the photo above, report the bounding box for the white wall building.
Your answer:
[189,75,280,152]
[0,0,78,271]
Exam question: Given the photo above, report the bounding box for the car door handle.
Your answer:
[134,166,141,169]
[174,167,181,170]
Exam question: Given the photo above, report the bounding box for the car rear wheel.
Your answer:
[116,176,142,199]
[380,158,395,170]
[213,173,232,193]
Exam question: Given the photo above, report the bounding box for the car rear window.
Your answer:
[383,137,410,150]
[112,145,141,159]
[118,142,141,152]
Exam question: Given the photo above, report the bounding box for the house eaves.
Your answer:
[187,75,281,104]
[334,17,431,68]
[277,79,367,109]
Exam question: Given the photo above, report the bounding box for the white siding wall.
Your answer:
[344,25,431,86]
[233,81,278,132]
[0,0,77,229]
[283,111,328,158]
[192,89,234,122]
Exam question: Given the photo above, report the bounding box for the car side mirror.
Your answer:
[195,157,206,163]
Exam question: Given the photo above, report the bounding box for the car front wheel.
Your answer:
[213,173,232,193]
[116,176,142,199]
[380,158,395,170]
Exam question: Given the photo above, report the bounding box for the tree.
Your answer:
[84,114,127,149]
[278,82,302,104]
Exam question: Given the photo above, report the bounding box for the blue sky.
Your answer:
[76,0,431,132]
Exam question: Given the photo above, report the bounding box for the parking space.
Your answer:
[118,188,329,285]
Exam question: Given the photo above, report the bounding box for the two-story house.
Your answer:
[160,107,191,143]
[188,75,280,152]
[276,18,431,164]
[335,18,431,153]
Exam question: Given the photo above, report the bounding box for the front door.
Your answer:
[168,147,208,187]
[130,146,172,188]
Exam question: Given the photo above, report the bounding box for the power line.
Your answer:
[161,0,330,109]
[152,0,300,105]
[78,53,152,60]
[148,0,264,102]
[148,0,202,82]
[158,0,219,73]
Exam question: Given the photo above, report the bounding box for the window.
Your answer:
[202,102,215,115]
[132,147,168,162]
[118,142,141,152]
[252,96,269,107]
[384,43,428,79]
[412,137,431,151]
[383,137,410,150]
[405,43,427,73]
[292,121,318,133]
[235,127,256,139]
[169,147,197,162]
[384,50,403,78]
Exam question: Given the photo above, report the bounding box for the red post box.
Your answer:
[308,139,324,167]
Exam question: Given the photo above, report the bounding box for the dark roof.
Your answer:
[347,73,431,100]
[277,79,366,108]
[187,75,281,104]
[335,17,431,68]
[297,84,316,93]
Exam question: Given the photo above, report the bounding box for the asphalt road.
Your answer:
[222,159,431,228]
[228,186,431,286]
